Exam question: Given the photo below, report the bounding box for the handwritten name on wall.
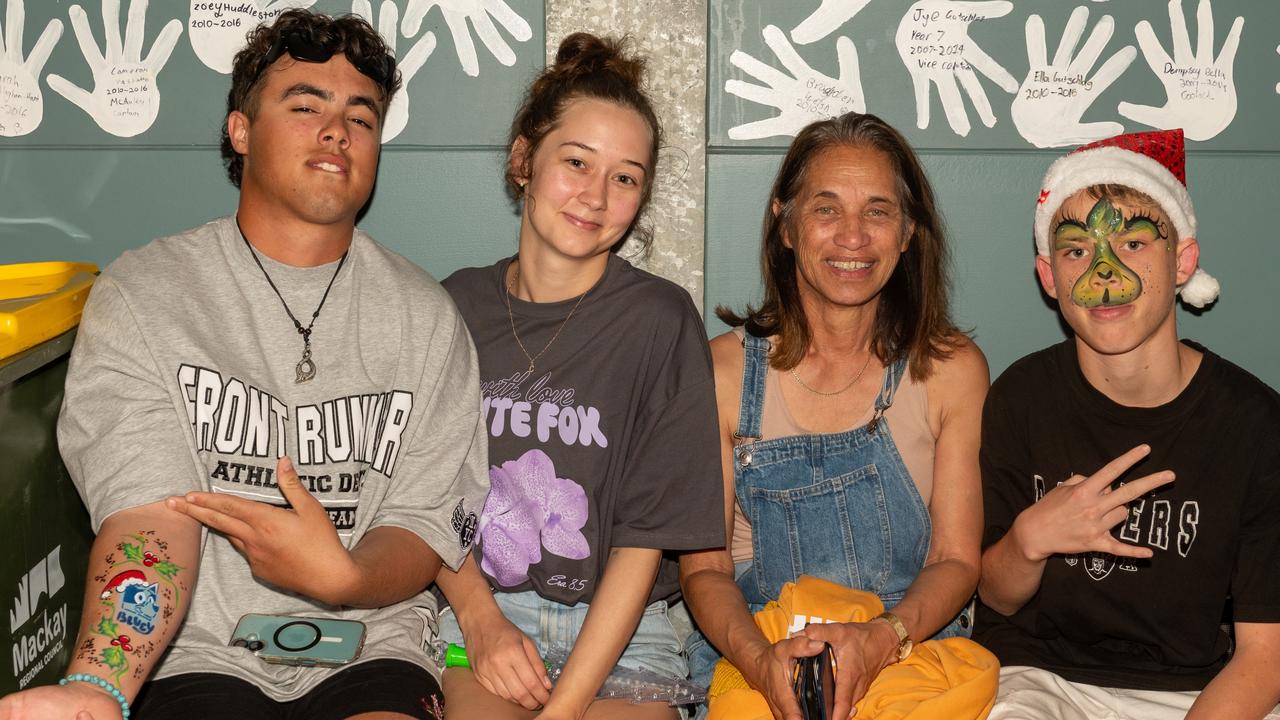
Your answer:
[721,0,1249,144]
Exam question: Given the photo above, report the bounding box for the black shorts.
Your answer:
[131,659,443,719]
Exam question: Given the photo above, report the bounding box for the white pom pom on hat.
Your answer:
[1032,128,1219,308]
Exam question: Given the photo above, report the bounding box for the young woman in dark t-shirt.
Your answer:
[434,32,723,720]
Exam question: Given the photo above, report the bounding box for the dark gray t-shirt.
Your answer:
[58,217,489,698]
[444,254,723,606]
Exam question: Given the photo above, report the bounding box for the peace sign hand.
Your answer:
[166,456,359,605]
[1013,444,1176,562]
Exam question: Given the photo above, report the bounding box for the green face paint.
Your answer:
[1054,197,1151,308]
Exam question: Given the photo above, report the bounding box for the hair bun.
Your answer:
[553,32,646,87]
[505,28,662,245]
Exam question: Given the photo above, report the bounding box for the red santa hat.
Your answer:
[1033,129,1219,308]
[100,569,148,599]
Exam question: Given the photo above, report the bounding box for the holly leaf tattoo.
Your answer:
[96,617,121,637]
[121,542,145,565]
[102,645,127,670]
[152,560,182,579]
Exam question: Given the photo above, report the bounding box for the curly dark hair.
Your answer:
[219,9,401,188]
[506,32,663,252]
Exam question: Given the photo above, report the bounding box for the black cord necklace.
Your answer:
[238,222,348,384]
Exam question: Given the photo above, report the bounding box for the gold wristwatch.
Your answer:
[871,611,913,662]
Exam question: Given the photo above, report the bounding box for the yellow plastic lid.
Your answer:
[0,262,99,360]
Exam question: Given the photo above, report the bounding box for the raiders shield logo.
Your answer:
[1084,551,1115,581]
[451,500,479,550]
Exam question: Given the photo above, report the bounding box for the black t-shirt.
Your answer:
[443,254,724,606]
[974,340,1280,691]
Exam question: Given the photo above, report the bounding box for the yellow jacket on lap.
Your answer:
[708,576,998,720]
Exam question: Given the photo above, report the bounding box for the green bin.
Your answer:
[1,263,97,694]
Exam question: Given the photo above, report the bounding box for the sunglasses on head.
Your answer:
[256,28,396,89]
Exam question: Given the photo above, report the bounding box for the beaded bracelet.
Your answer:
[60,673,130,720]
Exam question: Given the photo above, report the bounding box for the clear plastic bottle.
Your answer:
[428,640,471,669]
[427,641,706,706]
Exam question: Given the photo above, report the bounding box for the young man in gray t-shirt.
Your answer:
[0,11,487,720]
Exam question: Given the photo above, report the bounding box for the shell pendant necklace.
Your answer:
[239,221,348,384]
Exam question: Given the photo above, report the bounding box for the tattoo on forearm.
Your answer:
[118,531,185,604]
[75,531,187,684]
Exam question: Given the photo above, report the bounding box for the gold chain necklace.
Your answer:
[503,262,588,373]
[789,350,873,397]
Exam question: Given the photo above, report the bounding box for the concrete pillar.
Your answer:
[545,0,708,312]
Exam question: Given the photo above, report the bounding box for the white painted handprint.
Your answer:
[351,0,435,143]
[401,0,530,78]
[47,0,182,138]
[1117,0,1242,141]
[189,0,316,74]
[790,0,871,46]
[895,0,1018,137]
[1012,6,1136,148]
[0,0,62,137]
[725,25,863,140]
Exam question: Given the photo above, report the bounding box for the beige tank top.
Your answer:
[730,334,937,563]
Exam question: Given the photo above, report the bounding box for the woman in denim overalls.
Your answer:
[681,113,988,720]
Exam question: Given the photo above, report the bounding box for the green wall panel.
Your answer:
[0,146,518,280]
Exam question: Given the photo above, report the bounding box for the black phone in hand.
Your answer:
[793,642,836,720]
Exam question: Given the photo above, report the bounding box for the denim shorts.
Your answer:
[437,589,687,681]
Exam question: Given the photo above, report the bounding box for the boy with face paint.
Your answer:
[973,130,1280,720]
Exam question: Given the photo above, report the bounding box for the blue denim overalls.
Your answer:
[688,333,968,691]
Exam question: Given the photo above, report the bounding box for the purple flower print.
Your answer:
[477,462,543,587]
[540,468,590,561]
[479,449,590,586]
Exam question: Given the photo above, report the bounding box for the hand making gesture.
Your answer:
[1013,444,1175,562]
[167,456,359,605]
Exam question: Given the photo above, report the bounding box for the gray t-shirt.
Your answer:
[443,254,723,607]
[58,216,488,698]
